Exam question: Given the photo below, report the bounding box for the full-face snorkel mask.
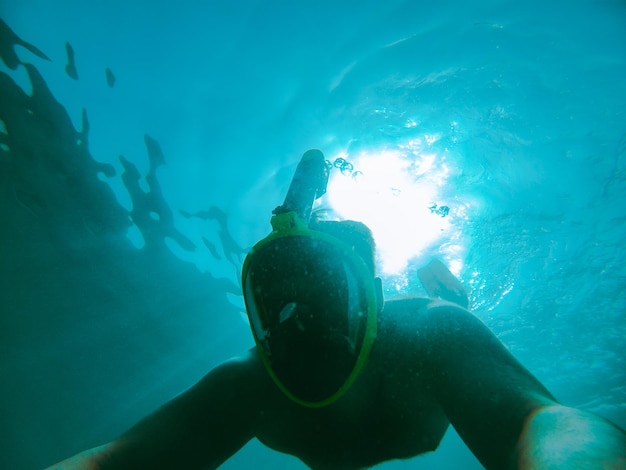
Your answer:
[242,149,379,408]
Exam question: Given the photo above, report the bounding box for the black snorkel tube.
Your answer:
[272,149,329,222]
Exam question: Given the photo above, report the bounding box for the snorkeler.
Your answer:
[47,150,626,469]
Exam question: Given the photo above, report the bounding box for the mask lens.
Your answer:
[243,236,371,403]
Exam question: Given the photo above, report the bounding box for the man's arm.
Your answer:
[46,351,263,470]
[420,304,625,469]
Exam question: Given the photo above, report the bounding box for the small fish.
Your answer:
[105,67,116,88]
[64,41,78,80]
[202,236,222,260]
[144,134,166,169]
[0,18,51,69]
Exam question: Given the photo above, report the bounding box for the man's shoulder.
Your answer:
[380,296,471,330]
[206,348,267,383]
[190,348,271,403]
[380,296,431,319]
[376,297,490,364]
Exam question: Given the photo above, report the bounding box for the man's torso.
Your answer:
[250,298,450,469]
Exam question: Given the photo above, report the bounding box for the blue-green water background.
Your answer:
[1,0,625,468]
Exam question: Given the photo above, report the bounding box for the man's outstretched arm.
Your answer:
[45,352,262,470]
[420,304,625,469]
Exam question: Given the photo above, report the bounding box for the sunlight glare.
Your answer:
[323,146,454,275]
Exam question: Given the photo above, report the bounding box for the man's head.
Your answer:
[242,211,381,407]
[308,218,377,276]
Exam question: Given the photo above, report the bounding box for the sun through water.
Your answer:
[321,138,468,295]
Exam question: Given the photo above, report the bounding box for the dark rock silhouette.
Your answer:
[120,136,195,253]
[0,18,51,69]
[0,21,248,470]
[179,206,247,272]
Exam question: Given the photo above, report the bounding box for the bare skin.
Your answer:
[46,297,626,469]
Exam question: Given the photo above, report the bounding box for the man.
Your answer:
[48,150,626,469]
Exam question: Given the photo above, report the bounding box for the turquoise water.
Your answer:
[1,0,625,468]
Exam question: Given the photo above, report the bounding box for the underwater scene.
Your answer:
[1,0,625,468]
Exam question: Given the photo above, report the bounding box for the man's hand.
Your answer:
[515,405,626,469]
